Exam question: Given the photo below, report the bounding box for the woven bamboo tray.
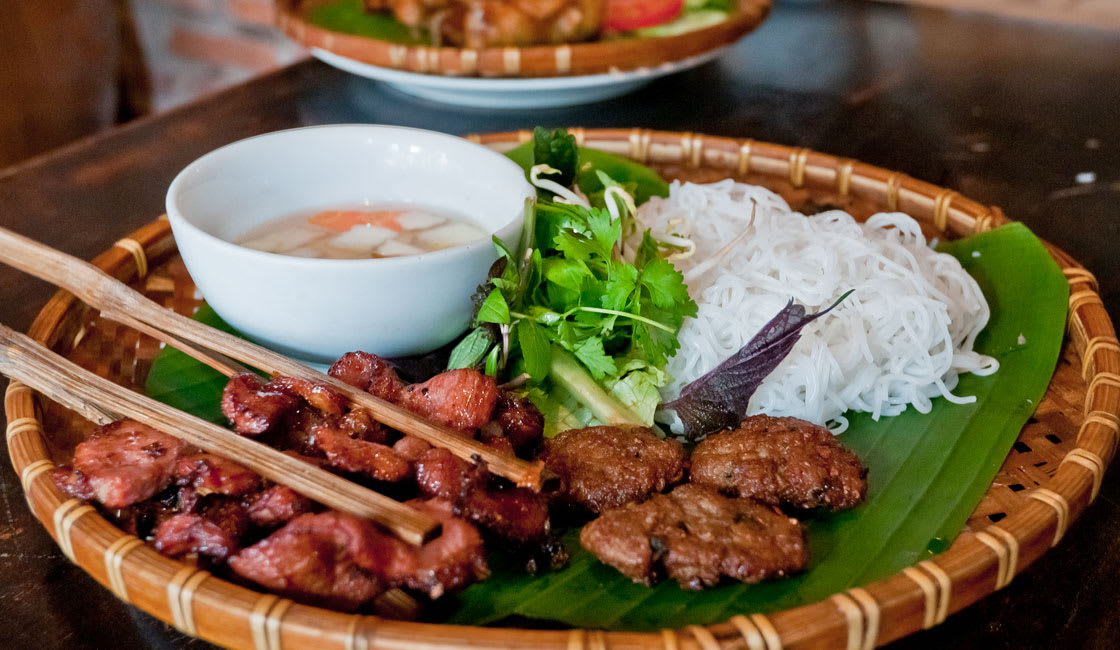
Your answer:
[6,129,1118,650]
[276,0,771,77]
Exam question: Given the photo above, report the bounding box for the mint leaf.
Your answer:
[477,289,511,325]
[447,327,494,370]
[516,320,551,381]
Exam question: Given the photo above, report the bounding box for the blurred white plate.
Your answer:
[311,47,728,108]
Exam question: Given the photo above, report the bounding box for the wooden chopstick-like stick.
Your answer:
[0,322,439,547]
[0,226,550,491]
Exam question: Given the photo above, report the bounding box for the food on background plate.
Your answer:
[238,204,488,259]
[364,0,605,48]
[355,0,730,48]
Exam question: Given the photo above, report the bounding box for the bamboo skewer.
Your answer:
[0,322,439,547]
[0,226,550,491]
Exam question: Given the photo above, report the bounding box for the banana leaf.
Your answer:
[145,222,1067,630]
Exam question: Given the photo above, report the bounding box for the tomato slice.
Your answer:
[308,210,402,232]
[604,0,685,31]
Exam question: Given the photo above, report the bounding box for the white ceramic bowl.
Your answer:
[166,124,533,362]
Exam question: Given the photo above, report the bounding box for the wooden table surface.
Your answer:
[2,1,1118,648]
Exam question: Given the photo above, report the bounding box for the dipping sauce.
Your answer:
[237,204,489,259]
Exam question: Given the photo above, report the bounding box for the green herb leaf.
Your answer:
[542,257,589,292]
[477,289,511,325]
[640,258,694,311]
[532,127,578,189]
[447,327,495,370]
[515,320,551,381]
[483,345,500,377]
[572,336,616,379]
[506,141,670,206]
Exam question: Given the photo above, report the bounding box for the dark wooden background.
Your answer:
[1,1,1118,648]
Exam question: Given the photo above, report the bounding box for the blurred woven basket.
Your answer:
[276,0,771,77]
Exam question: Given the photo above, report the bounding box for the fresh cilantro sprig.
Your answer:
[452,199,696,381]
[448,128,696,429]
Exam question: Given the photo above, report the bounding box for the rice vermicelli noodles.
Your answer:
[636,180,998,434]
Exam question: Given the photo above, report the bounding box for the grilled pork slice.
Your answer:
[52,420,187,509]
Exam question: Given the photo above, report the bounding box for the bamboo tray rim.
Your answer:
[5,128,1118,650]
[276,0,772,78]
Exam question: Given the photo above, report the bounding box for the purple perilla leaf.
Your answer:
[664,290,852,441]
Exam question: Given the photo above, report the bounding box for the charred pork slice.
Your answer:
[174,453,261,497]
[244,485,314,529]
[399,368,499,433]
[690,415,868,511]
[229,506,487,609]
[221,373,300,436]
[389,499,489,599]
[228,511,391,611]
[330,350,501,434]
[581,484,807,590]
[415,447,550,543]
[328,350,405,401]
[153,498,250,562]
[308,424,412,482]
[52,420,187,509]
[493,391,544,456]
[540,426,686,513]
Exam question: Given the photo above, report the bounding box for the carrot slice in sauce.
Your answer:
[308,210,403,232]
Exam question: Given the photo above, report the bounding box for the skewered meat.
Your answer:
[154,498,250,562]
[415,447,488,500]
[366,0,605,49]
[391,435,432,462]
[581,484,808,590]
[400,368,499,433]
[415,447,551,543]
[221,373,299,436]
[388,499,489,598]
[228,511,391,610]
[309,424,413,481]
[244,485,314,528]
[690,415,868,511]
[329,351,405,402]
[540,426,686,513]
[493,392,544,456]
[174,453,261,497]
[52,420,187,509]
[330,351,499,434]
[269,375,347,418]
[230,506,487,608]
[458,485,551,544]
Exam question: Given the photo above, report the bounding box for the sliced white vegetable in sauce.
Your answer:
[396,211,447,230]
[330,225,397,251]
[378,240,427,257]
[417,222,487,249]
[240,225,322,254]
